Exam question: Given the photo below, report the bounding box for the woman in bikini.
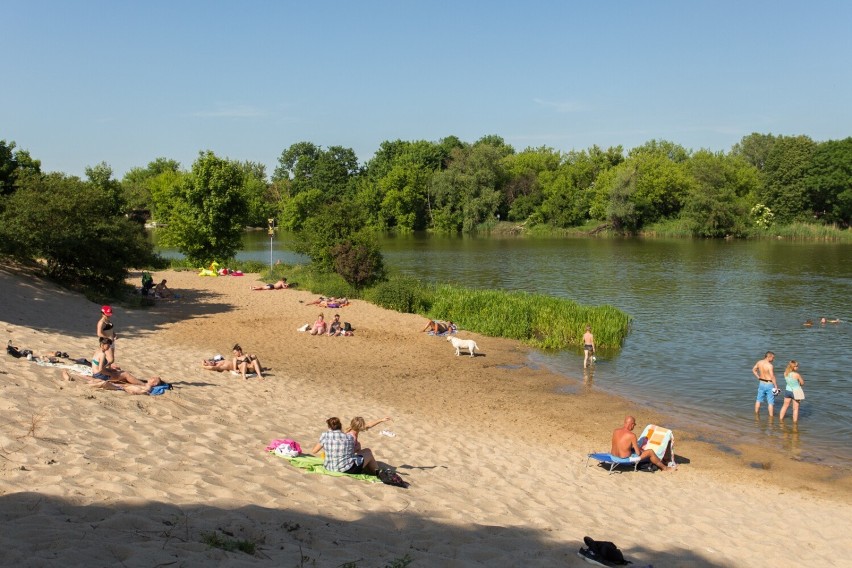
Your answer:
[61,338,161,394]
[96,305,117,367]
[231,344,263,380]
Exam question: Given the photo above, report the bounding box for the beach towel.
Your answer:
[34,360,93,376]
[149,382,172,396]
[274,454,380,483]
[638,424,675,466]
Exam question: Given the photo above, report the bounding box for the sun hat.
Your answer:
[101,305,113,316]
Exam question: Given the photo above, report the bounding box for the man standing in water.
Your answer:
[583,325,596,369]
[752,351,779,416]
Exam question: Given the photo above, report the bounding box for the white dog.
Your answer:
[447,335,478,357]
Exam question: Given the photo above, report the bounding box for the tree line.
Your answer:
[1,133,849,292]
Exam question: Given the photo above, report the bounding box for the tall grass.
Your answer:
[427,284,630,349]
[753,222,852,241]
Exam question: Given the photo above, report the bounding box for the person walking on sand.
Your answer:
[752,351,779,417]
[779,360,805,423]
[611,416,674,471]
[583,325,596,369]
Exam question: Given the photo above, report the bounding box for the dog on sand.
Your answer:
[447,335,478,357]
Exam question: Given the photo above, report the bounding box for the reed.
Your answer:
[427,284,630,349]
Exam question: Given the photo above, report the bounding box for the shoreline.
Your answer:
[2,265,850,566]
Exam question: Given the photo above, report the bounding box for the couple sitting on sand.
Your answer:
[306,313,352,336]
[201,344,264,380]
[311,416,392,475]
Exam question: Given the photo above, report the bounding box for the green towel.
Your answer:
[279,454,381,483]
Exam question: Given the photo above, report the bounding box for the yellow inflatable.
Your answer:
[198,261,220,277]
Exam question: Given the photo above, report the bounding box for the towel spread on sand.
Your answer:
[273,454,381,483]
[34,360,93,376]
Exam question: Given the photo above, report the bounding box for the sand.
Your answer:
[1,265,851,567]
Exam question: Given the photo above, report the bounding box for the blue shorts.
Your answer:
[784,390,796,399]
[756,381,775,405]
[93,372,111,381]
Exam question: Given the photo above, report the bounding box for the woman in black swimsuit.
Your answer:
[96,305,117,367]
[231,344,264,380]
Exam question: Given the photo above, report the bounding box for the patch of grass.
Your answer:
[201,531,257,555]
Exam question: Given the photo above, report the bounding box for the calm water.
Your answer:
[158,232,852,467]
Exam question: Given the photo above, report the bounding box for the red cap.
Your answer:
[101,305,113,316]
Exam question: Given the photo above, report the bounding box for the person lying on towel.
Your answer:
[611,415,675,471]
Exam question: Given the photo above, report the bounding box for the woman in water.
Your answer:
[778,360,805,423]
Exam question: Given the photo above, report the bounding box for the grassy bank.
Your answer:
[231,265,631,350]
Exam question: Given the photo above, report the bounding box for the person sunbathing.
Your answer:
[307,296,348,308]
[232,344,263,380]
[201,355,235,372]
[62,370,167,395]
[422,319,455,334]
[251,278,289,291]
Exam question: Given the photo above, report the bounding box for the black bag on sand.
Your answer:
[377,468,408,488]
[7,341,22,358]
[578,536,631,566]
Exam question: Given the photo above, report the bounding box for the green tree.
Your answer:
[805,137,852,226]
[535,145,623,227]
[273,142,359,199]
[731,133,777,171]
[121,157,181,213]
[429,138,512,233]
[0,171,153,291]
[86,161,125,215]
[501,147,561,222]
[682,151,758,237]
[0,139,42,196]
[239,161,274,227]
[155,151,247,264]
[590,150,691,231]
[759,135,816,222]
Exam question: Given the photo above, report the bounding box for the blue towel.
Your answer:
[149,383,172,396]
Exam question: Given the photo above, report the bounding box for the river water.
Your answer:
[158,232,852,467]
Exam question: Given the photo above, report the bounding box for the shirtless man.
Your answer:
[611,416,674,471]
[583,325,596,369]
[752,351,778,416]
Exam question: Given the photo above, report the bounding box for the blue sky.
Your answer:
[3,1,850,179]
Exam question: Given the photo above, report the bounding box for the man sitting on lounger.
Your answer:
[611,415,674,471]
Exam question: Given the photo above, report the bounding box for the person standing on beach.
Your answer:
[583,325,596,369]
[96,305,117,367]
[752,351,779,417]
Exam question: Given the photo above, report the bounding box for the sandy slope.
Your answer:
[1,265,850,567]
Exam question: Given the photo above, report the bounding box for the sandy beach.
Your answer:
[1,265,851,567]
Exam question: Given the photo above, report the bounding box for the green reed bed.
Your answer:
[427,284,630,350]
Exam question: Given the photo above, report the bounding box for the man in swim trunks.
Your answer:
[583,325,595,369]
[611,416,673,471]
[752,351,778,417]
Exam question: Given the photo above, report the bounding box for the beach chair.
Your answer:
[586,424,675,474]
